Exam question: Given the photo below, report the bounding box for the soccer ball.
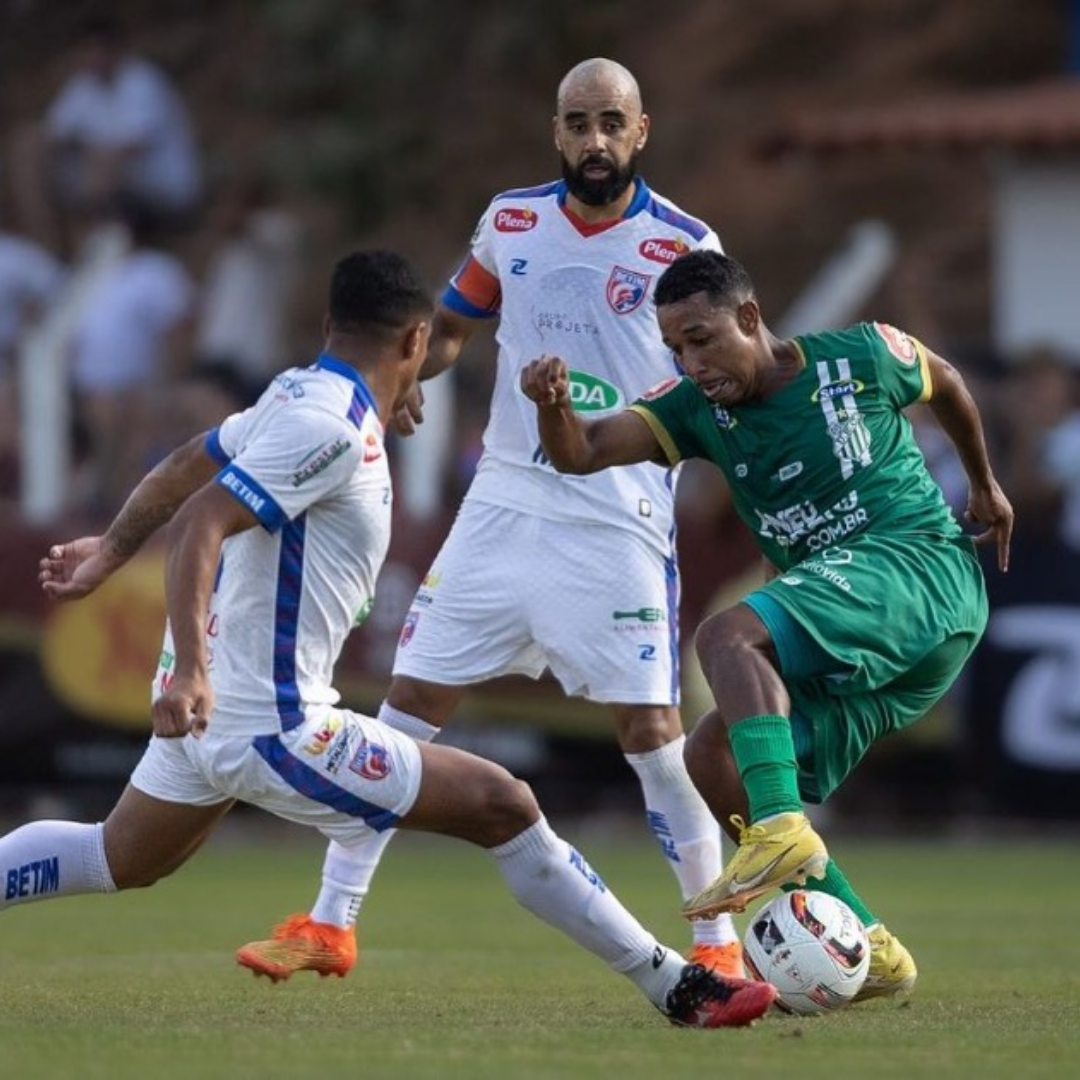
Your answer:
[743,890,870,1015]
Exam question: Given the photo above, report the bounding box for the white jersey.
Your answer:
[444,177,721,554]
[152,354,392,737]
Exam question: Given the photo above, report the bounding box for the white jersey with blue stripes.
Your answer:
[443,177,721,555]
[151,354,392,737]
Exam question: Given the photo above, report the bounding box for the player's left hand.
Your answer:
[152,673,214,738]
[965,479,1013,572]
[391,383,424,437]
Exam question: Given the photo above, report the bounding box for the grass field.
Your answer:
[2,817,1078,1080]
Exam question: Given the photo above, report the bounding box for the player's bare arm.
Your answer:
[38,433,221,602]
[923,348,1014,571]
[392,304,480,436]
[520,355,664,473]
[151,483,258,738]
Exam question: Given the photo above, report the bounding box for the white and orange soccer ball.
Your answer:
[743,890,870,1015]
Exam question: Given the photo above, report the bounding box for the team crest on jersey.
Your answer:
[348,737,392,781]
[494,207,538,232]
[640,376,680,401]
[875,322,918,366]
[606,266,651,314]
[638,238,689,265]
[398,610,419,648]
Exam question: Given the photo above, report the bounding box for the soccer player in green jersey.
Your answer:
[519,249,1013,1001]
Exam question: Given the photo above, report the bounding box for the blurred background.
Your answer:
[1,0,1078,829]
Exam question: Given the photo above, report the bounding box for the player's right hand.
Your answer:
[152,673,213,738]
[520,355,571,408]
[38,536,119,601]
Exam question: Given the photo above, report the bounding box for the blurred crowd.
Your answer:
[2,15,1080,566]
[0,15,303,516]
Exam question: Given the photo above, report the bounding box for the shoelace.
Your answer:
[665,964,734,1016]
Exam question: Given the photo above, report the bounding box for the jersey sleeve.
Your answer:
[870,322,932,408]
[214,407,363,531]
[628,376,707,464]
[441,202,501,319]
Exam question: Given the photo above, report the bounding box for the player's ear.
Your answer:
[402,319,430,363]
[636,112,650,151]
[737,300,760,336]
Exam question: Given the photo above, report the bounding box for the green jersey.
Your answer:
[631,321,960,571]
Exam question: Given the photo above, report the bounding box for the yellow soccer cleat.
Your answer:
[682,812,828,920]
[852,923,917,1002]
[688,941,746,980]
[236,913,357,983]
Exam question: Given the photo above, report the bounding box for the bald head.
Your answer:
[556,58,643,116]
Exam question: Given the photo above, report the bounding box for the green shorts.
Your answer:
[743,533,988,804]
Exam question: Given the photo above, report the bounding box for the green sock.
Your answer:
[784,858,876,926]
[729,714,803,820]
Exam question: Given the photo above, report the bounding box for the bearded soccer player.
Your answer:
[238,58,743,982]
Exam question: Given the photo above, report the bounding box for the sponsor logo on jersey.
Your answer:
[272,372,307,399]
[353,598,374,626]
[712,404,737,430]
[567,370,622,412]
[773,461,804,482]
[755,491,869,552]
[362,433,383,463]
[811,378,865,403]
[291,436,352,486]
[304,714,344,755]
[640,376,680,401]
[325,729,357,773]
[606,266,651,314]
[638,237,689,265]
[613,607,666,623]
[494,207,538,232]
[875,321,918,365]
[349,737,392,780]
[220,469,267,515]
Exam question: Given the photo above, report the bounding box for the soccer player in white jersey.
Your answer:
[239,58,742,981]
[0,249,776,1029]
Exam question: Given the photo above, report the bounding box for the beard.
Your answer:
[561,149,640,207]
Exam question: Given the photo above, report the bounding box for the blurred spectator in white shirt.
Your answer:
[193,175,302,403]
[70,198,195,513]
[8,15,202,256]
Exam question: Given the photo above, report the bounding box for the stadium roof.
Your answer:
[759,77,1080,157]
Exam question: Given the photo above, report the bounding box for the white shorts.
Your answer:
[129,706,423,843]
[394,501,680,705]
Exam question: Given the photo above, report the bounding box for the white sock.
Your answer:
[625,735,737,947]
[0,821,115,909]
[309,701,439,929]
[490,816,687,1009]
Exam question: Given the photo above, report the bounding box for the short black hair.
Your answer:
[328,250,433,336]
[654,250,756,311]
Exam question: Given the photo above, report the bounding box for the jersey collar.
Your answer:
[557,177,651,236]
[314,352,378,414]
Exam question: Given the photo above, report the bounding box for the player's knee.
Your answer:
[476,772,541,846]
[695,606,768,672]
